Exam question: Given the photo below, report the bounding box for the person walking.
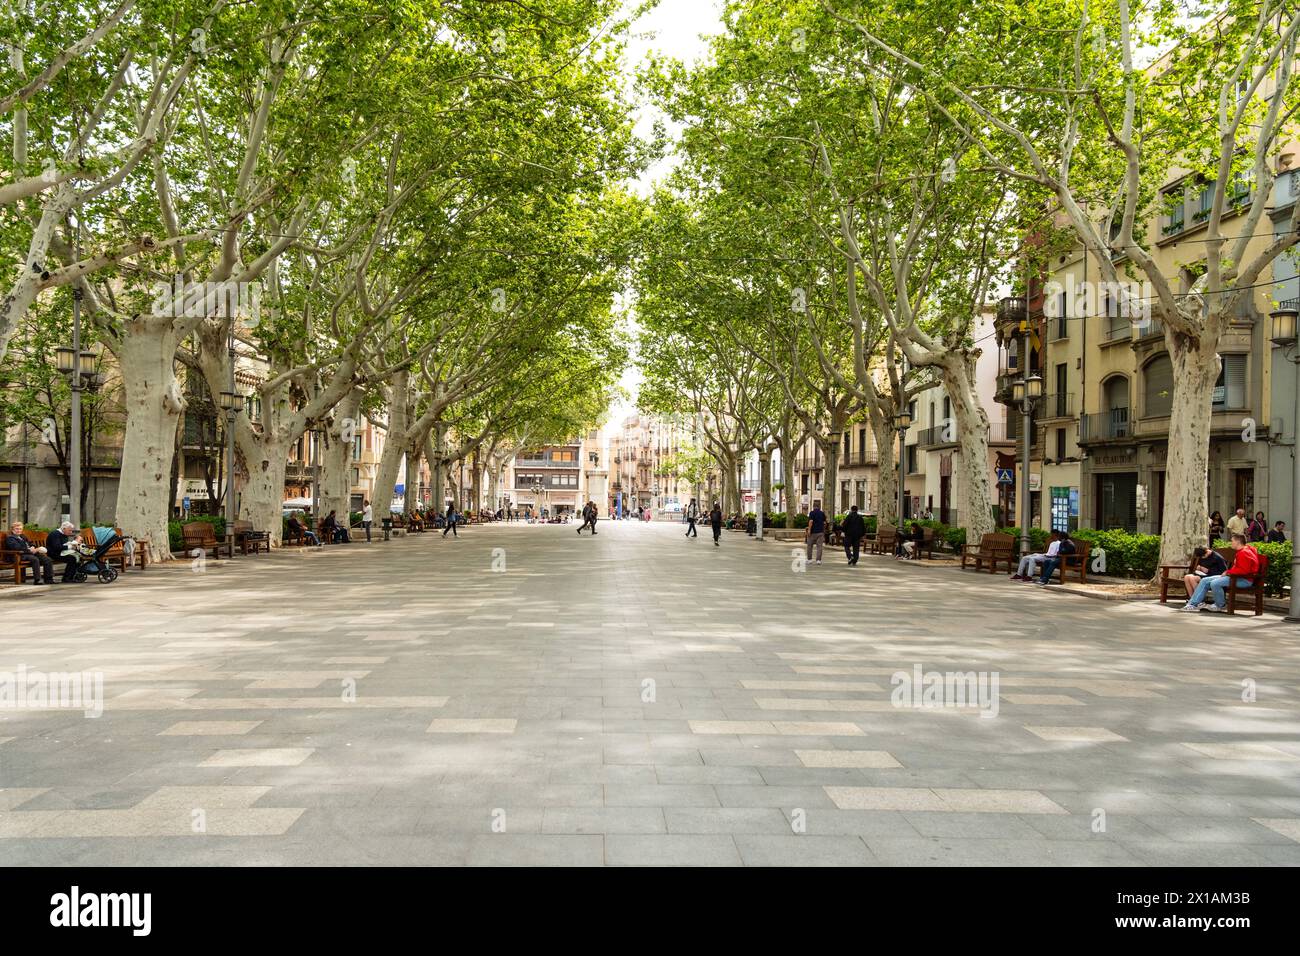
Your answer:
[1226,507,1249,538]
[362,499,373,542]
[805,500,827,565]
[685,498,700,538]
[443,502,458,538]
[841,504,865,566]
[709,501,723,546]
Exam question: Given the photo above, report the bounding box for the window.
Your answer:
[1191,179,1215,224]
[1053,289,1069,339]
[352,437,362,461]
[1213,355,1247,409]
[1161,185,1185,235]
[1104,292,1128,341]
[1143,354,1174,418]
[858,427,867,458]
[906,444,918,474]
[1055,428,1066,460]
[843,432,851,458]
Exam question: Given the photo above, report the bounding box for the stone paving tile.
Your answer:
[2,521,1297,866]
[605,834,742,866]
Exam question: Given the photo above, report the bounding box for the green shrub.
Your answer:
[1069,528,1161,578]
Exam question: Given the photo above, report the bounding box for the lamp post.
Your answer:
[893,408,912,528]
[54,345,97,528]
[54,211,94,527]
[1012,370,1044,558]
[531,478,542,521]
[217,389,245,549]
[309,427,321,529]
[1270,307,1300,622]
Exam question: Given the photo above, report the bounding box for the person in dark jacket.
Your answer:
[841,504,866,566]
[1267,520,1287,544]
[45,521,81,582]
[5,521,55,584]
[709,502,723,547]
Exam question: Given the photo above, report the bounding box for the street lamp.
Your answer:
[1270,307,1300,623]
[893,408,912,530]
[218,389,245,549]
[55,341,98,527]
[308,427,321,529]
[1014,371,1043,557]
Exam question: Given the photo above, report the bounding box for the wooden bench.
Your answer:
[182,521,232,559]
[232,520,270,555]
[961,532,1016,574]
[916,527,940,559]
[1159,546,1269,615]
[1,530,50,584]
[1045,538,1091,584]
[871,525,897,555]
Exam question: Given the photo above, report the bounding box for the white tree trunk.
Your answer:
[238,443,289,545]
[942,358,995,541]
[872,414,899,526]
[112,314,184,561]
[780,442,797,527]
[1158,340,1221,569]
[318,390,360,520]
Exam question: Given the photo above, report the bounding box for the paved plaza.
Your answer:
[2,520,1299,867]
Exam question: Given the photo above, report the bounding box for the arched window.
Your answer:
[1143,354,1174,418]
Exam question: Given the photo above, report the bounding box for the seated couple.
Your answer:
[1010,531,1076,586]
[1179,535,1259,613]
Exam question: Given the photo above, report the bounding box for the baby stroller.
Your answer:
[64,534,121,584]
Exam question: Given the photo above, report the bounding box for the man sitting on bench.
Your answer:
[5,521,55,585]
[1035,531,1076,586]
[1012,532,1059,581]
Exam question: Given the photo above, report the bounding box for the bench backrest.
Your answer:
[232,520,253,534]
[1061,539,1090,562]
[182,522,217,545]
[979,532,1015,552]
[1,530,46,552]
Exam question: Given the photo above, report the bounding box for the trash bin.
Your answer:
[381,517,393,541]
[745,516,757,536]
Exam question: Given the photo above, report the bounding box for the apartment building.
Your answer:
[1021,161,1296,534]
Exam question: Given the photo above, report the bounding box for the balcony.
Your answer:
[918,424,957,449]
[996,296,1027,328]
[1036,393,1075,420]
[842,448,879,467]
[1130,317,1164,347]
[1078,408,1131,443]
[513,456,580,469]
[513,476,580,491]
[794,456,823,471]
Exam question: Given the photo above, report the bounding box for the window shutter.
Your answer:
[1144,356,1174,417]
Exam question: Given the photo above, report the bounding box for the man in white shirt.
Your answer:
[1225,508,1249,538]
[1012,535,1060,581]
[362,500,373,542]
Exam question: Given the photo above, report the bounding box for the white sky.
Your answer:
[606,0,724,427]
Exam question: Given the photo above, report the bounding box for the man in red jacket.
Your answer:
[1182,533,1259,612]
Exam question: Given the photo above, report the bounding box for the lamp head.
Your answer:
[1270,307,1299,347]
